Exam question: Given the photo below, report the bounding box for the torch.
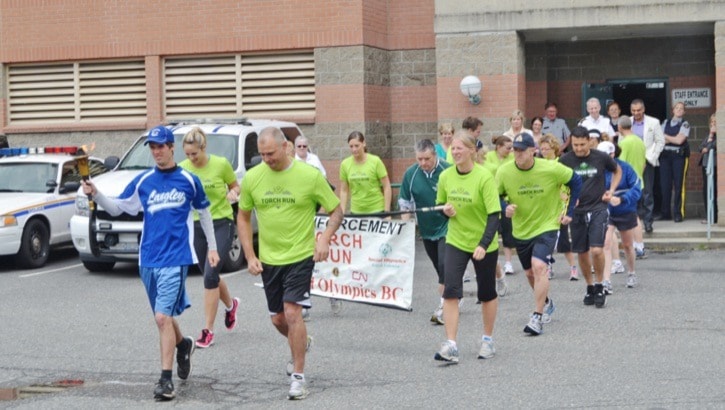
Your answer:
[75,146,100,257]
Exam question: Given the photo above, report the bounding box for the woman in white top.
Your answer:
[503,109,532,140]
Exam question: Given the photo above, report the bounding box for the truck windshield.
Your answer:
[118,133,239,170]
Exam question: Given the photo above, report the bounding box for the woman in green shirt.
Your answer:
[433,130,501,364]
[180,127,240,349]
[339,131,392,215]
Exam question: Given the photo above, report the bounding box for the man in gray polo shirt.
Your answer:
[542,102,571,151]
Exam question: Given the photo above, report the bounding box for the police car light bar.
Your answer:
[0,146,80,157]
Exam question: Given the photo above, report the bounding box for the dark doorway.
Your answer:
[610,80,668,122]
[582,79,669,122]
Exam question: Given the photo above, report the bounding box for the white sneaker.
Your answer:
[434,341,459,363]
[330,298,342,315]
[541,298,555,324]
[430,306,444,325]
[496,277,508,297]
[523,313,543,336]
[301,308,310,322]
[626,273,638,288]
[611,260,625,274]
[288,375,308,400]
[478,338,495,359]
[504,262,514,275]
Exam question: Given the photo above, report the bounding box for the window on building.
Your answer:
[164,51,315,121]
[6,60,147,124]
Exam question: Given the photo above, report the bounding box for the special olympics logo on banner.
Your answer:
[379,243,392,257]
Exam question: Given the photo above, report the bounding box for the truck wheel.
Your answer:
[82,261,116,272]
[17,219,50,269]
[222,232,245,272]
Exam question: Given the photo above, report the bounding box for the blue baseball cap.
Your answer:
[144,125,175,145]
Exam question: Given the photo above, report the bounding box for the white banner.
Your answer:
[312,216,416,310]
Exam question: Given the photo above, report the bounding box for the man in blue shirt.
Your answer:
[83,125,219,401]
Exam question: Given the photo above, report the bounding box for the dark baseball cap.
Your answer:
[512,132,535,150]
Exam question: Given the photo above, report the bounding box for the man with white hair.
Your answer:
[294,136,327,177]
[579,97,615,137]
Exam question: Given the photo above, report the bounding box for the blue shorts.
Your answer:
[140,266,191,317]
[515,230,559,271]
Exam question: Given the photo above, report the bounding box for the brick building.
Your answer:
[1,0,723,221]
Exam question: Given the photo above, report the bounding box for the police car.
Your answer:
[70,118,305,273]
[0,146,107,268]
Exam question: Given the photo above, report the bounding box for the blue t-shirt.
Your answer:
[115,166,210,267]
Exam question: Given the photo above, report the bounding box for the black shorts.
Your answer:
[515,230,559,271]
[556,223,572,253]
[261,257,314,314]
[608,212,639,232]
[194,218,234,289]
[570,209,609,253]
[442,244,498,302]
[422,238,445,285]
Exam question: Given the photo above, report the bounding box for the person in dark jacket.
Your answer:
[598,141,642,292]
[699,113,718,224]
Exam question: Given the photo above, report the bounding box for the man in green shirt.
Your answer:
[497,133,582,335]
[617,115,648,259]
[398,139,450,325]
[238,127,343,400]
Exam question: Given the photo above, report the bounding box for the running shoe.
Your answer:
[434,341,459,363]
[330,298,343,315]
[504,262,514,275]
[569,266,579,281]
[286,335,313,376]
[430,306,444,325]
[496,276,508,297]
[542,298,555,324]
[626,273,638,288]
[176,336,195,380]
[635,248,648,259]
[288,374,308,400]
[195,329,214,349]
[524,313,542,336]
[478,338,495,359]
[594,284,606,308]
[301,308,310,322]
[603,280,613,295]
[153,378,175,401]
[547,263,554,279]
[583,285,595,306]
[225,297,240,330]
[611,260,625,274]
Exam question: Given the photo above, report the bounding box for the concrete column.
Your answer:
[435,31,526,145]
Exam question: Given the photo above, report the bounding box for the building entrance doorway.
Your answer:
[582,78,669,122]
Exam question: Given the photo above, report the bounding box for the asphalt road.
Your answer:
[0,244,723,409]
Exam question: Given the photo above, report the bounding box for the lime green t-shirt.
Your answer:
[436,165,500,253]
[240,160,340,265]
[179,154,237,221]
[339,153,388,214]
[496,158,574,240]
[618,133,647,189]
[482,150,513,176]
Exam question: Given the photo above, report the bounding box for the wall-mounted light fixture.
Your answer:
[460,75,482,105]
